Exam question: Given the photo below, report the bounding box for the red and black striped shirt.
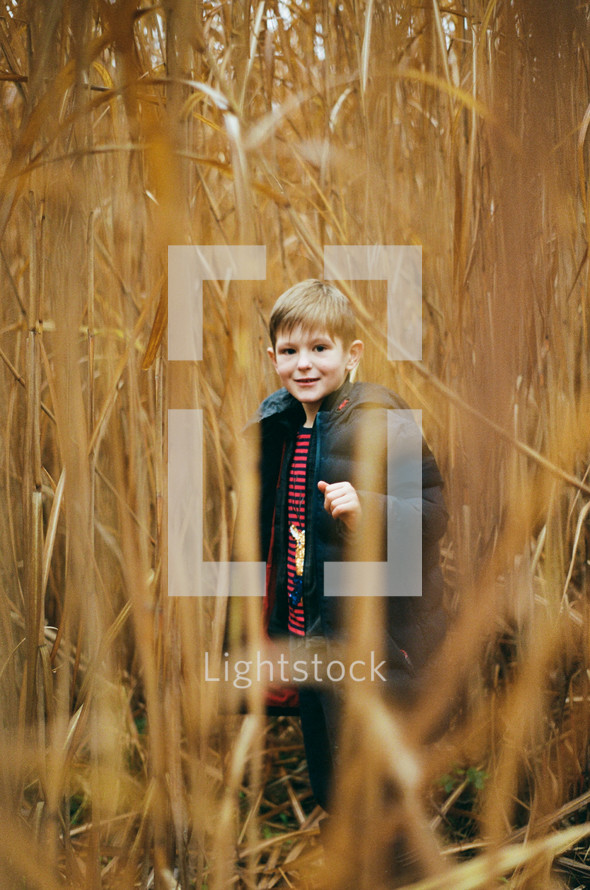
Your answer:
[286,429,311,635]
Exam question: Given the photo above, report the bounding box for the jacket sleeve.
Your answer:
[341,408,447,582]
[422,458,448,546]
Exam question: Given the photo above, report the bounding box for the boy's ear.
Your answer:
[267,346,278,371]
[346,339,363,372]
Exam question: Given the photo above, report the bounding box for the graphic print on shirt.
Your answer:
[286,429,311,635]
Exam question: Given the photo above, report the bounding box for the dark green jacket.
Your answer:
[254,379,448,694]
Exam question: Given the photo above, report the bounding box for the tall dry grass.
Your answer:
[0,1,589,888]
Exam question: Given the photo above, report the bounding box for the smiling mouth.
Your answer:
[295,378,319,384]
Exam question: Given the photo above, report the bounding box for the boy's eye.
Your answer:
[314,344,329,352]
[279,347,295,355]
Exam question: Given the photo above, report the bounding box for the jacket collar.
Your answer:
[317,377,354,414]
[256,376,355,425]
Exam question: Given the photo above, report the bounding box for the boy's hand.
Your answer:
[317,480,361,531]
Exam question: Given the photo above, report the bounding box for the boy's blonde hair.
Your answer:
[269,279,357,349]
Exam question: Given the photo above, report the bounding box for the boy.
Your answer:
[254,279,448,812]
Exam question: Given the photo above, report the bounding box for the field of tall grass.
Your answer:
[0,1,589,887]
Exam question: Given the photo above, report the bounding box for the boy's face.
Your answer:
[268,326,363,423]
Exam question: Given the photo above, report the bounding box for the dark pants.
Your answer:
[298,686,341,811]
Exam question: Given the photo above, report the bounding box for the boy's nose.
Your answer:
[297,351,312,369]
